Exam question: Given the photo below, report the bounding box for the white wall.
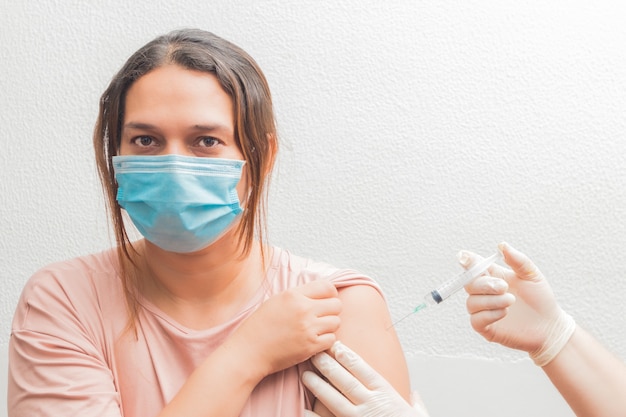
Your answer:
[1,1,625,416]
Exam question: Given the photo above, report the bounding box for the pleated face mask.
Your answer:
[112,154,245,253]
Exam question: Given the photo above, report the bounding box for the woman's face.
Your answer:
[119,64,248,195]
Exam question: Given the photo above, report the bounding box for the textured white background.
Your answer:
[1,1,625,415]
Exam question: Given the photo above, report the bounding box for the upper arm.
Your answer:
[310,284,411,416]
[9,328,122,417]
[9,273,122,417]
[333,284,411,400]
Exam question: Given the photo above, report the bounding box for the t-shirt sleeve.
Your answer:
[8,267,122,417]
[327,269,385,300]
[297,258,385,300]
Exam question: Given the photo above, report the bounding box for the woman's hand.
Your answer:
[230,280,342,378]
[462,242,575,365]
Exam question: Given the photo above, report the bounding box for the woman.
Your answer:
[8,29,410,417]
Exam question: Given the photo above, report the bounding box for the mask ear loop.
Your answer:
[240,188,253,211]
[237,158,252,212]
[245,146,256,210]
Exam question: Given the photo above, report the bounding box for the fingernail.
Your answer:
[332,341,357,364]
[301,370,313,384]
[313,352,336,372]
[458,251,470,267]
[488,278,508,292]
[498,242,509,253]
[301,371,321,390]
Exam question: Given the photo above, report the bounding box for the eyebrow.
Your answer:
[123,122,232,133]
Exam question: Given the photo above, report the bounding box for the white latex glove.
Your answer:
[302,341,429,417]
[462,242,576,366]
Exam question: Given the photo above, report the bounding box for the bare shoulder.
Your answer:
[335,284,411,400]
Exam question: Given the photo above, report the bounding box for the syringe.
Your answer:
[388,251,503,329]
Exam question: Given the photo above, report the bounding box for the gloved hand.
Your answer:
[461,242,576,366]
[302,341,430,417]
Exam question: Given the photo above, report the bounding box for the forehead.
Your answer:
[123,64,234,128]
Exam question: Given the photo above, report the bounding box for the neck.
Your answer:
[136,234,267,328]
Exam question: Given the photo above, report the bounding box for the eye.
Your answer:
[131,135,156,147]
[198,136,220,148]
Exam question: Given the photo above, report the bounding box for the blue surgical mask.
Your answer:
[112,154,246,253]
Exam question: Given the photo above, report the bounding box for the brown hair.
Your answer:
[93,28,277,325]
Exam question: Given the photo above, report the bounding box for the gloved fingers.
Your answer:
[464,276,509,295]
[458,250,511,281]
[410,390,431,416]
[498,242,544,282]
[468,308,509,338]
[331,341,392,391]
[302,369,358,417]
[466,292,516,314]
[310,350,371,404]
[466,290,515,336]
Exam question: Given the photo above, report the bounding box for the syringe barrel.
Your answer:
[423,291,442,306]
[433,274,470,301]
[429,252,502,303]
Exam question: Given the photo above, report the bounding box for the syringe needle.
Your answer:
[386,311,414,330]
[386,302,427,330]
[386,252,502,331]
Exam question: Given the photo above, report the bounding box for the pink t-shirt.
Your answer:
[8,247,382,417]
